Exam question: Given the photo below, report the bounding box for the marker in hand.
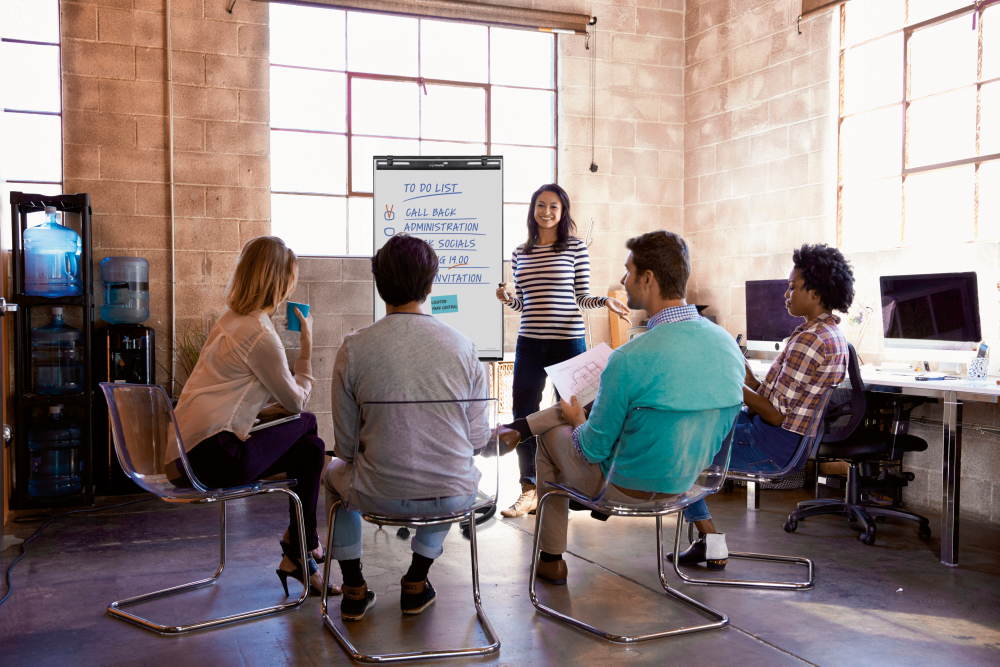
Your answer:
[496,282,513,304]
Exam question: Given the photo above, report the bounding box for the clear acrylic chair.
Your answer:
[321,398,501,663]
[100,383,311,634]
[529,407,740,644]
[678,388,837,591]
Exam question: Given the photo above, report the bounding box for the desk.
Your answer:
[747,360,1000,567]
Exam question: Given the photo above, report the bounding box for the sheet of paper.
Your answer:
[544,342,613,407]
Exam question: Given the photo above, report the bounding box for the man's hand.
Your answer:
[560,395,588,429]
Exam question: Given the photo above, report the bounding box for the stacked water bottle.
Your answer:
[24,207,85,497]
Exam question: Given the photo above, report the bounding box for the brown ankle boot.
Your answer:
[536,558,568,585]
[501,483,537,517]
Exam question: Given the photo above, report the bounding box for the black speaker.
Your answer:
[93,324,156,495]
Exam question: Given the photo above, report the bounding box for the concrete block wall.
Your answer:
[683,0,836,330]
[61,0,270,387]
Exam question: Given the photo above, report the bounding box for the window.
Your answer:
[0,0,63,238]
[838,0,1000,250]
[269,3,557,257]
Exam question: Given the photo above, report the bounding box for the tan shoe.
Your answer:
[500,483,537,517]
[497,426,521,455]
[536,558,568,585]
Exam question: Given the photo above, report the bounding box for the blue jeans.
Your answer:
[684,411,783,523]
[512,335,587,485]
[330,492,478,561]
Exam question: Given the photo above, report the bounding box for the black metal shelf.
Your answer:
[9,191,95,510]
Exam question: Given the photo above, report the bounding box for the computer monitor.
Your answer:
[745,279,802,352]
[880,272,981,363]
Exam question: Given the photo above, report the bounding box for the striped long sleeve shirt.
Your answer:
[505,237,608,339]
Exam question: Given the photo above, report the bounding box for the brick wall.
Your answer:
[62,0,270,386]
[683,0,1000,524]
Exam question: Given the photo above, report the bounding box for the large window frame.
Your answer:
[837,1,1000,247]
[269,5,559,258]
[1,0,64,237]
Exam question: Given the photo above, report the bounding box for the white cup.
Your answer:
[967,356,988,379]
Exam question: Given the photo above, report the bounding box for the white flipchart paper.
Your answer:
[544,343,613,407]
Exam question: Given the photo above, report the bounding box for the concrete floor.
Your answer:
[3,477,1000,667]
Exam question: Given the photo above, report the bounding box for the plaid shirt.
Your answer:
[758,312,847,435]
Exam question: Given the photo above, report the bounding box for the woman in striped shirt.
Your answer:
[495,184,630,517]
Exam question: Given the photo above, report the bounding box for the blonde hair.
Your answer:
[225,236,298,316]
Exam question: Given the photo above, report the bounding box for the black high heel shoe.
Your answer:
[280,539,325,564]
[276,555,341,596]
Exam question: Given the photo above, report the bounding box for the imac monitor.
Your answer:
[880,272,981,363]
[745,279,801,352]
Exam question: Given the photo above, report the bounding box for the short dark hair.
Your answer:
[625,231,690,300]
[371,234,438,306]
[792,244,855,312]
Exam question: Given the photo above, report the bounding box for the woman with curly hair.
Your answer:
[667,243,854,571]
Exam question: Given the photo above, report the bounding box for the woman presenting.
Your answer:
[172,236,338,596]
[495,184,630,517]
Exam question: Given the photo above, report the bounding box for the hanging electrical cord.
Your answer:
[0,497,154,607]
[587,17,598,173]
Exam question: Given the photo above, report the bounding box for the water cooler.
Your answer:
[93,325,155,494]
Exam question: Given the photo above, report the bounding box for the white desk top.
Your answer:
[745,359,1000,402]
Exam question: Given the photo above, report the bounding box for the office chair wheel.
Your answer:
[918,525,931,539]
[859,532,876,546]
[783,521,797,533]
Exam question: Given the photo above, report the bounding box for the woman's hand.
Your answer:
[295,307,312,361]
[496,282,513,304]
[258,402,292,420]
[744,358,761,390]
[606,298,632,325]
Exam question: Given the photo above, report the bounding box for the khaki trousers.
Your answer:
[533,419,634,555]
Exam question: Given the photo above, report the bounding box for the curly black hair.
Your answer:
[792,244,855,313]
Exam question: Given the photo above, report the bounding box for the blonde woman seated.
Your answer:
[171,236,337,597]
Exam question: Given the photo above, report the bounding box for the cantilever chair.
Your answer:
[529,406,742,644]
[100,383,310,634]
[321,398,501,663]
[784,343,931,545]
[674,387,834,591]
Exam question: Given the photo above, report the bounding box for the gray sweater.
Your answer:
[331,312,490,499]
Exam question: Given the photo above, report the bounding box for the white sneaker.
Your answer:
[501,483,537,517]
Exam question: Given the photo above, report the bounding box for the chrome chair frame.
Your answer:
[682,388,837,592]
[101,383,310,634]
[529,408,739,644]
[320,398,501,663]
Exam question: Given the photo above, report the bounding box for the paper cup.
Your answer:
[286,301,309,331]
[968,356,987,379]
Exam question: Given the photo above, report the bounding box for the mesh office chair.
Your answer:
[100,383,311,634]
[529,407,753,644]
[321,398,501,663]
[784,344,931,545]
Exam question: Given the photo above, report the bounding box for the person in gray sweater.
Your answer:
[324,233,491,622]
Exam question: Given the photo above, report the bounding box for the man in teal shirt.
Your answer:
[526,230,745,585]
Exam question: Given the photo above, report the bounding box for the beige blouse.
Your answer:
[171,309,313,459]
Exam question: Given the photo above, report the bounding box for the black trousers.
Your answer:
[186,412,325,555]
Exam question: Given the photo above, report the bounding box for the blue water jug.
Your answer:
[28,405,83,497]
[24,206,83,297]
[32,307,83,395]
[101,257,150,324]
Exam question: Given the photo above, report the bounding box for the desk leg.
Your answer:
[941,392,961,567]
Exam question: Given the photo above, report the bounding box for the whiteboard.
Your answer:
[373,156,504,361]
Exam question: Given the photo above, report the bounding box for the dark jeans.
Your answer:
[185,412,325,556]
[511,335,587,485]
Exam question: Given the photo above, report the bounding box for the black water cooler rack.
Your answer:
[9,192,95,510]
